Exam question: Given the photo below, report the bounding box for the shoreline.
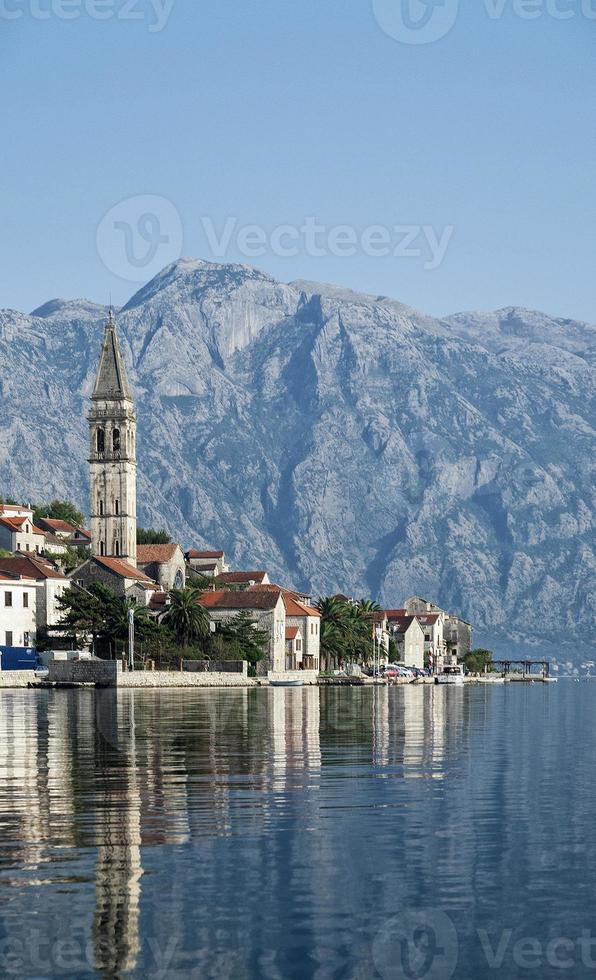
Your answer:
[0,671,555,690]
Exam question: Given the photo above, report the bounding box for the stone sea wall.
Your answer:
[0,671,38,688]
[118,671,258,688]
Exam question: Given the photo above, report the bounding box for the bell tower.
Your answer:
[88,309,137,565]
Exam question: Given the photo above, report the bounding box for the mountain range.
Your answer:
[1,259,594,663]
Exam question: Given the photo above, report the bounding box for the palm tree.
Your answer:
[162,587,210,650]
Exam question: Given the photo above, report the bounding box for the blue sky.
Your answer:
[2,0,595,321]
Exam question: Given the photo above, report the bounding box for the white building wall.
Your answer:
[0,581,37,646]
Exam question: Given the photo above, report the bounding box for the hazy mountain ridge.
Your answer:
[1,259,594,660]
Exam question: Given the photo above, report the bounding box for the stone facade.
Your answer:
[47,659,122,685]
[71,557,157,605]
[137,544,186,591]
[88,310,137,565]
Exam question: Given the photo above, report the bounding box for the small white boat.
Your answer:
[269,678,304,688]
[435,665,465,686]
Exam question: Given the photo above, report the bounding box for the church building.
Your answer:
[88,308,137,564]
[70,310,181,600]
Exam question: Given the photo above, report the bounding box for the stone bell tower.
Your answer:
[88,309,137,565]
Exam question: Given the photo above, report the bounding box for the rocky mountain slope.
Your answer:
[1,259,594,660]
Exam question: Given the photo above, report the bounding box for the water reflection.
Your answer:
[1,683,593,979]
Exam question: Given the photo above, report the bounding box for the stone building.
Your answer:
[71,556,158,606]
[88,310,137,565]
[137,544,186,591]
[387,614,425,669]
[198,589,286,674]
[185,550,228,577]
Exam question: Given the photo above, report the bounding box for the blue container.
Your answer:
[0,647,38,671]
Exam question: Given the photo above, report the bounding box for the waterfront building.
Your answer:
[385,612,425,669]
[0,570,37,648]
[198,588,286,674]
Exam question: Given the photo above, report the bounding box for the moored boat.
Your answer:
[435,665,465,686]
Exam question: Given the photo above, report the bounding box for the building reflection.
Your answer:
[0,682,480,978]
[92,693,143,976]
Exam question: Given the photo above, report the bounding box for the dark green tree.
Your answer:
[462,649,494,674]
[137,528,172,545]
[33,499,85,528]
[214,612,268,674]
[162,588,210,649]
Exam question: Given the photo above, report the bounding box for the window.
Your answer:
[5,632,13,646]
[115,499,119,515]
[97,428,105,454]
[100,541,105,556]
[23,632,30,646]
[4,592,12,607]
[296,639,302,651]
[115,540,120,556]
[113,429,121,452]
[23,593,29,608]
[99,499,104,516]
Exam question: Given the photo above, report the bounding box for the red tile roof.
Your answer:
[93,556,156,584]
[198,589,282,612]
[385,609,407,619]
[389,614,418,634]
[247,584,321,617]
[0,516,44,535]
[36,518,77,534]
[137,544,179,565]
[415,613,440,625]
[215,571,268,585]
[187,550,224,559]
[286,627,300,641]
[0,555,67,581]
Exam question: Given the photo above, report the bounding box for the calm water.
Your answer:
[1,683,596,979]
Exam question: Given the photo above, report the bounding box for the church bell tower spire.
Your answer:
[88,309,137,565]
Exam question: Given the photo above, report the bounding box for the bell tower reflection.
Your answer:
[93,693,143,976]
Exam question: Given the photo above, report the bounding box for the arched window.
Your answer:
[113,429,121,452]
[97,428,105,454]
